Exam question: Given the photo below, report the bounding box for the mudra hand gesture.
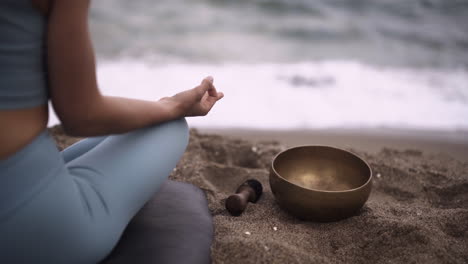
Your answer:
[160,76,224,117]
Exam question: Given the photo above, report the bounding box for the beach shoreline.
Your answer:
[197,127,468,162]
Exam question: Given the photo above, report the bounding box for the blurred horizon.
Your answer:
[89,0,468,68]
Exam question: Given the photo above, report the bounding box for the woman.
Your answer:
[0,0,223,263]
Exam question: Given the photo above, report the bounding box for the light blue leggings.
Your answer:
[0,118,189,264]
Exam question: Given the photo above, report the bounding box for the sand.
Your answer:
[199,128,468,163]
[49,126,468,264]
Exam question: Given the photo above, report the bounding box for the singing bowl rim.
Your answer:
[271,145,373,193]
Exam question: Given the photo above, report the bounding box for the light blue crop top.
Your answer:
[0,0,48,109]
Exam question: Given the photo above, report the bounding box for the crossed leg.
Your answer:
[1,119,190,264]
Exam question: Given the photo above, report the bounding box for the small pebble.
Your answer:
[245,231,251,235]
[376,173,381,178]
[416,210,422,216]
[251,146,258,152]
[264,246,269,251]
[273,226,278,231]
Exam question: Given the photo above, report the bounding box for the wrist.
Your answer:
[157,97,185,120]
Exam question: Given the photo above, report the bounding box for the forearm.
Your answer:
[63,95,183,137]
[46,0,183,137]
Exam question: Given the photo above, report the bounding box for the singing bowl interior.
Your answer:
[270,145,372,222]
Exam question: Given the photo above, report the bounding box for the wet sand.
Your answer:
[50,126,468,264]
[199,127,468,162]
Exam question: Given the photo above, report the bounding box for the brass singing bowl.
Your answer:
[270,145,372,222]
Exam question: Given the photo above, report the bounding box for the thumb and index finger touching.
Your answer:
[199,76,224,100]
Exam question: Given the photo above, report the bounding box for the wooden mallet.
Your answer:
[225,179,263,216]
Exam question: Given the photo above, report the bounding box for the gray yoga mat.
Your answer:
[101,180,213,264]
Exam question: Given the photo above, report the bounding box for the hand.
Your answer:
[161,76,224,117]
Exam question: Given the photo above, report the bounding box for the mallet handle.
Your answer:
[226,188,254,216]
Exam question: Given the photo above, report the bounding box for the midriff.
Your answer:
[0,104,48,160]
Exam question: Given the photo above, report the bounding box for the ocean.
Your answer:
[48,0,468,131]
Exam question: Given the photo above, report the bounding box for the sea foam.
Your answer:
[47,60,468,131]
